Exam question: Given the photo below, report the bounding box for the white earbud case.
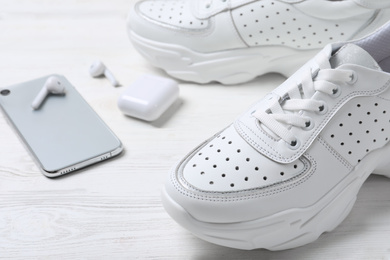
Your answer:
[117,75,179,121]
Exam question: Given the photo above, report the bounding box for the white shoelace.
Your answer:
[253,62,355,148]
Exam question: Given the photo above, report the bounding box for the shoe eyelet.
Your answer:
[348,71,358,84]
[316,101,328,115]
[303,119,315,130]
[286,138,300,150]
[331,86,341,98]
[205,4,211,8]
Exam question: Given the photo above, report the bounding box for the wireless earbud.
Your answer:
[89,60,120,87]
[31,76,66,110]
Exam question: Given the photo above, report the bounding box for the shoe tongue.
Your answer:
[330,43,382,71]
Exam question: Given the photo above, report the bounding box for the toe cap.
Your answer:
[127,0,247,52]
[181,125,307,192]
[135,0,210,30]
[164,125,311,223]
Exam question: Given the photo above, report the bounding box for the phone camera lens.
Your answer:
[0,89,10,96]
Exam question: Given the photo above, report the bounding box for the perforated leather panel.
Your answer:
[231,0,373,49]
[137,0,210,30]
[321,96,390,166]
[182,125,308,192]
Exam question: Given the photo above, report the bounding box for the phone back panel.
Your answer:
[0,75,122,174]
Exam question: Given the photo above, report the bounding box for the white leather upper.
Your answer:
[321,96,390,166]
[129,0,390,53]
[182,125,307,192]
[129,0,247,52]
[191,0,257,19]
[137,0,210,30]
[164,22,390,223]
[235,46,390,164]
[167,135,353,222]
[231,0,374,49]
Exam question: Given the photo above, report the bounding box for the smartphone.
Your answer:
[0,75,123,177]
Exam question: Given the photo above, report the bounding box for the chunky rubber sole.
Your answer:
[129,30,319,85]
[161,142,390,250]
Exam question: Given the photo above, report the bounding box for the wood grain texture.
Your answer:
[0,1,390,259]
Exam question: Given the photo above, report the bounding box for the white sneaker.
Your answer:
[161,22,390,250]
[128,0,390,84]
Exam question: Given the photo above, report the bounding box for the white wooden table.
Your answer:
[0,1,389,259]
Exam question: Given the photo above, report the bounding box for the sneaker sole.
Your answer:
[129,30,319,85]
[161,142,390,250]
